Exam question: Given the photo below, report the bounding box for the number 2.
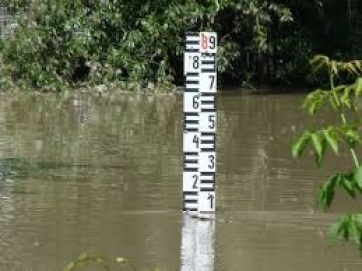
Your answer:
[192,175,198,189]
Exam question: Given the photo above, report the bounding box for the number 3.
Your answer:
[208,155,215,169]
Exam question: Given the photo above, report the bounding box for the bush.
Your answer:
[1,0,294,91]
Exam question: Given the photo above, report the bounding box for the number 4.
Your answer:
[193,135,199,148]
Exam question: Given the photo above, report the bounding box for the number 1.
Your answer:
[208,194,214,209]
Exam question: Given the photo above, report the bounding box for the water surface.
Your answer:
[0,91,361,271]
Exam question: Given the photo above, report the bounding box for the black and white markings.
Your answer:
[200,54,217,73]
[183,191,198,212]
[183,32,217,213]
[183,152,199,172]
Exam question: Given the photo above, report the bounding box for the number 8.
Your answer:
[192,56,199,69]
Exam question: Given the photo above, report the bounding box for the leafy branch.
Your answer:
[292,124,360,166]
[292,54,362,254]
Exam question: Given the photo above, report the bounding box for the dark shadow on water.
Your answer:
[220,84,311,96]
[0,157,34,181]
[0,157,133,182]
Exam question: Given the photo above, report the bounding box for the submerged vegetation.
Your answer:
[0,0,361,91]
[292,55,362,254]
[64,254,137,271]
[64,253,161,271]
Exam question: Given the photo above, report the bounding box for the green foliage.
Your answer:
[328,214,362,255]
[318,169,362,210]
[0,0,295,91]
[310,55,362,78]
[292,54,362,254]
[1,0,361,90]
[292,124,360,166]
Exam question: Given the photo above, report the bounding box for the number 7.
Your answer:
[209,75,215,89]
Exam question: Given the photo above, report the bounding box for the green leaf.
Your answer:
[342,216,350,241]
[303,90,326,115]
[344,98,352,109]
[346,128,359,140]
[319,174,339,209]
[292,132,311,158]
[346,62,358,75]
[328,95,338,110]
[311,132,325,166]
[332,85,347,93]
[354,166,362,190]
[340,175,356,198]
[310,55,329,73]
[318,188,327,208]
[350,219,361,245]
[355,77,362,97]
[341,86,353,108]
[330,60,338,76]
[345,128,360,148]
[308,100,317,115]
[355,213,362,224]
[323,129,338,155]
[327,221,342,244]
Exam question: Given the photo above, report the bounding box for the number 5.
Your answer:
[208,115,215,129]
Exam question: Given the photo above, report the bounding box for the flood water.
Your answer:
[0,90,361,271]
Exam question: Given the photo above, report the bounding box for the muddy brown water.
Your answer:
[0,91,361,271]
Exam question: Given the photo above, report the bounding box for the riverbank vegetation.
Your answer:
[293,55,362,254]
[0,0,361,91]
